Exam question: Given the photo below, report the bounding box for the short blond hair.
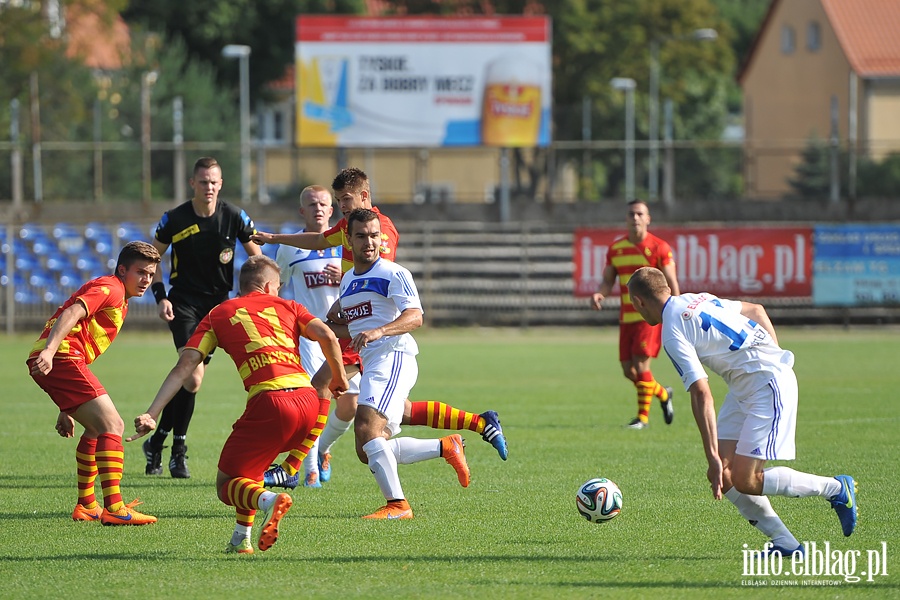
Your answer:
[627,267,669,299]
[239,255,280,293]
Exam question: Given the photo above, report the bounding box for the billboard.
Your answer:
[813,224,900,306]
[295,16,552,148]
[574,227,813,298]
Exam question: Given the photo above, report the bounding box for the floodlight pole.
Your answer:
[222,44,252,205]
[649,28,717,206]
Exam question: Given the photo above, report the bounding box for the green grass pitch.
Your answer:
[1,326,898,599]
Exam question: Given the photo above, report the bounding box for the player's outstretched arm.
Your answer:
[250,230,330,250]
[127,348,204,441]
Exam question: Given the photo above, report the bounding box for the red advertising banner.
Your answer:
[573,227,813,297]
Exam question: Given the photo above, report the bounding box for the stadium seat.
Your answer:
[52,223,86,255]
[18,223,50,243]
[116,222,148,244]
[45,254,73,272]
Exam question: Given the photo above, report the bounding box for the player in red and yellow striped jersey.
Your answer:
[591,200,681,429]
[130,255,348,554]
[27,241,161,526]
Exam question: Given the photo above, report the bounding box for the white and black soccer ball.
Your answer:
[576,477,623,523]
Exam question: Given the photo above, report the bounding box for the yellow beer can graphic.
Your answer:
[480,55,543,147]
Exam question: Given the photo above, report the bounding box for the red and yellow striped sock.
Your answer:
[235,507,255,528]
[635,373,655,424]
[96,433,124,512]
[223,477,267,511]
[408,401,486,434]
[75,436,98,508]
[654,380,669,401]
[280,398,330,476]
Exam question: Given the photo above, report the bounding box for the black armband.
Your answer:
[151,282,168,304]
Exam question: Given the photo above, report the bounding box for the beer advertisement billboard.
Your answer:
[295,16,552,148]
[573,227,813,298]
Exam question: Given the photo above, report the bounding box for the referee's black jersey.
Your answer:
[154,200,257,297]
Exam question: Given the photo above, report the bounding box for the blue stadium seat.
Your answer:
[116,221,149,244]
[46,253,73,272]
[84,222,114,256]
[29,271,56,288]
[52,223,86,255]
[76,255,107,278]
[15,253,41,272]
[18,223,50,243]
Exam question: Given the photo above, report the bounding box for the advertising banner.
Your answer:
[573,227,813,298]
[813,224,900,305]
[295,16,552,148]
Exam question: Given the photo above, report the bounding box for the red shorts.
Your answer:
[218,387,321,481]
[618,320,662,362]
[340,337,361,367]
[28,357,106,413]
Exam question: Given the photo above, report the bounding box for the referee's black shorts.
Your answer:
[167,288,228,362]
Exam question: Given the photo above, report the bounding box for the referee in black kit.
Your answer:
[145,156,261,478]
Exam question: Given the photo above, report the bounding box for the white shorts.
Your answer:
[717,369,798,461]
[299,338,361,395]
[357,350,418,437]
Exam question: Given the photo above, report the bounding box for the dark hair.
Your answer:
[239,255,280,293]
[116,241,161,271]
[346,208,380,237]
[627,198,649,212]
[193,156,221,175]
[332,167,370,195]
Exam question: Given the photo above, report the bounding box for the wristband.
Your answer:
[151,282,167,304]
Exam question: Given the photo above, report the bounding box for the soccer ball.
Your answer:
[576,477,623,523]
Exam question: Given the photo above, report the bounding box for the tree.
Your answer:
[787,135,831,198]
[121,0,365,102]
[383,0,734,201]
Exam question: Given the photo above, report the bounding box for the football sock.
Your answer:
[409,401,485,434]
[654,381,670,401]
[635,372,654,423]
[363,437,404,501]
[223,477,268,511]
[96,433,125,512]
[171,387,196,437]
[302,438,319,475]
[725,487,799,549]
[279,398,329,476]
[148,427,170,450]
[75,436,98,508]
[231,522,252,545]
[172,435,187,450]
[318,414,353,454]
[762,467,843,498]
[388,437,441,464]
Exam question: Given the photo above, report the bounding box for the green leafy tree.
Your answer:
[381,0,734,201]
[121,0,365,99]
[0,0,121,201]
[856,153,900,199]
[787,135,831,198]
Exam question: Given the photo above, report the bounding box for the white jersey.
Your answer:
[661,292,795,400]
[339,257,422,366]
[275,232,342,318]
[276,233,343,376]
